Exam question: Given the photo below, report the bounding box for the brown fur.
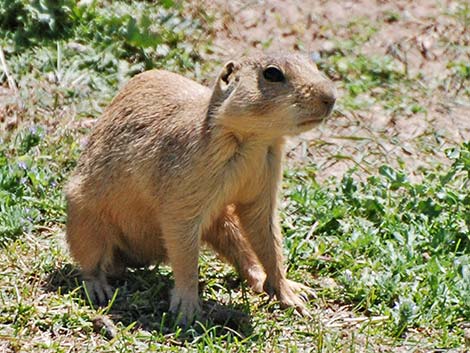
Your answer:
[65,54,336,322]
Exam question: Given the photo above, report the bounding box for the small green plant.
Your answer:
[0,0,76,47]
[0,126,79,243]
[332,54,404,96]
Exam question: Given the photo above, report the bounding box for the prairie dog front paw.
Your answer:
[169,286,201,325]
[269,279,314,317]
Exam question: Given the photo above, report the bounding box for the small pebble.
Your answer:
[310,51,321,63]
[92,315,117,340]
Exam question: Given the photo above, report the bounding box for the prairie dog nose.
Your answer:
[318,81,337,113]
[321,94,336,108]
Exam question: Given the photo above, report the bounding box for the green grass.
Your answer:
[1,0,470,351]
[283,147,470,345]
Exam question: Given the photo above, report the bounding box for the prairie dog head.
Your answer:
[208,54,337,138]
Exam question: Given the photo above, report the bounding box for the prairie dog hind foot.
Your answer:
[83,272,114,306]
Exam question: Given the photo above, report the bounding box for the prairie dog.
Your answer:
[65,54,336,323]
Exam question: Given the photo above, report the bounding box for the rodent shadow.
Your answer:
[44,264,254,337]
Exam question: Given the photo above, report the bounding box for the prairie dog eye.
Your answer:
[263,66,285,82]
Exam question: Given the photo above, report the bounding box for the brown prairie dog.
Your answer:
[65,54,336,323]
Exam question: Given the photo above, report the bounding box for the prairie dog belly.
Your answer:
[102,181,168,267]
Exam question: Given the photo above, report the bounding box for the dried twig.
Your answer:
[0,47,24,129]
[0,47,18,94]
[325,315,390,328]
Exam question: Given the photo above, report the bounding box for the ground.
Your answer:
[0,0,470,352]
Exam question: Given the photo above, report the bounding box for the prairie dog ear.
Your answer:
[209,60,241,111]
[217,60,240,88]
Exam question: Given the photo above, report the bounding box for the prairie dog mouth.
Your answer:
[296,110,324,125]
[298,118,322,126]
[297,105,334,126]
